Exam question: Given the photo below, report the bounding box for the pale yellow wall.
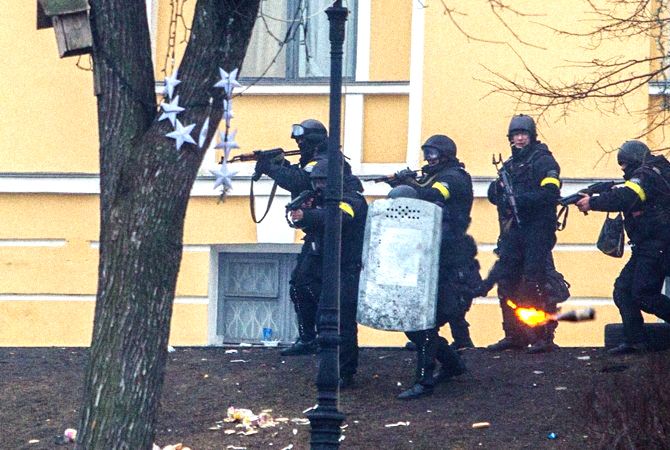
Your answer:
[0,3,98,173]
[369,0,411,81]
[362,96,409,163]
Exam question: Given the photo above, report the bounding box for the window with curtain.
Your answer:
[241,0,357,81]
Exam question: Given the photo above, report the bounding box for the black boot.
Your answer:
[607,342,648,355]
[486,336,525,351]
[433,351,467,384]
[280,339,317,356]
[527,322,559,354]
[397,383,433,400]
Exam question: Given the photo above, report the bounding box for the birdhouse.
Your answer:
[37,0,92,58]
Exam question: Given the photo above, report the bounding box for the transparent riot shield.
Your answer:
[357,197,442,331]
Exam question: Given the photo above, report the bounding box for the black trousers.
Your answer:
[613,245,670,344]
[289,241,322,343]
[493,222,557,286]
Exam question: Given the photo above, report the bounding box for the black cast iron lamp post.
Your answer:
[307,1,348,448]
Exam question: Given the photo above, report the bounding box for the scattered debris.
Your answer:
[226,446,247,450]
[492,355,501,359]
[302,404,317,414]
[239,343,252,347]
[547,432,557,439]
[385,421,410,427]
[225,349,238,354]
[396,382,402,386]
[203,374,209,378]
[576,355,590,360]
[555,386,568,391]
[292,429,298,435]
[280,445,294,450]
[167,346,176,353]
[28,439,40,444]
[533,370,544,374]
[472,422,490,429]
[224,430,236,435]
[339,435,346,442]
[290,418,310,426]
[230,359,248,363]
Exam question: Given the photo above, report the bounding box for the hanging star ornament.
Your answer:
[198,117,210,149]
[214,67,242,97]
[214,129,239,160]
[223,98,234,126]
[159,95,185,126]
[210,161,238,192]
[166,119,196,150]
[163,69,181,99]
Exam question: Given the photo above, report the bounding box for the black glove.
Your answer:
[254,157,274,176]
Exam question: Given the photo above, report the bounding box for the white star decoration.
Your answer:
[214,68,242,97]
[163,69,181,99]
[210,162,238,191]
[223,99,234,125]
[166,119,196,150]
[159,95,185,126]
[198,117,210,149]
[214,129,239,160]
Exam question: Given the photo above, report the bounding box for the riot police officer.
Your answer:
[481,114,562,353]
[389,134,477,399]
[289,159,368,387]
[576,140,670,354]
[254,119,328,356]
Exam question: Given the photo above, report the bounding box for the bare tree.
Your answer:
[479,0,670,141]
[76,1,260,448]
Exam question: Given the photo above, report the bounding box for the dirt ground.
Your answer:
[0,345,665,450]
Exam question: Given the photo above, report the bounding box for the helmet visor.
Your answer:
[291,124,305,139]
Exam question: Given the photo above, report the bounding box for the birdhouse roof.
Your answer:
[38,0,88,16]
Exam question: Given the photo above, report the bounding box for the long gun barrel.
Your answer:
[226,148,301,163]
[559,180,624,206]
[369,169,420,184]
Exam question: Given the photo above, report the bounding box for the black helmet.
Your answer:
[309,158,329,180]
[291,119,327,144]
[617,140,650,167]
[421,134,457,161]
[388,185,418,199]
[507,114,537,140]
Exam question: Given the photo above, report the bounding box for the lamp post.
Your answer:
[306,1,348,448]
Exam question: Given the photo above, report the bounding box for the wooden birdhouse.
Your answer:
[37,0,92,58]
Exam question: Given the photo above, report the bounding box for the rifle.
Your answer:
[493,153,521,226]
[285,190,315,228]
[226,148,301,163]
[369,169,420,184]
[558,180,624,206]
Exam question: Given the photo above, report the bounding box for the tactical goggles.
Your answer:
[291,124,306,139]
[422,146,440,160]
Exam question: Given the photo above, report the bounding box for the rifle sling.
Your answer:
[557,204,569,231]
[250,178,279,224]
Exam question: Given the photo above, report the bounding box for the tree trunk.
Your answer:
[76,1,260,448]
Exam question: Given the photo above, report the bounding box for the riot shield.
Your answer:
[357,197,442,331]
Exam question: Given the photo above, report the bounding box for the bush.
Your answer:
[584,352,670,449]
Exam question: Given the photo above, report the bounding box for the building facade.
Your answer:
[0,0,662,346]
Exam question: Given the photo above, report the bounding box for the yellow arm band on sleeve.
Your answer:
[339,202,355,217]
[624,180,647,202]
[540,177,561,188]
[431,182,451,200]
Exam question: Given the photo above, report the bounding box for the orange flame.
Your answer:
[506,300,554,327]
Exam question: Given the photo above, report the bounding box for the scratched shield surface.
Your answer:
[357,197,442,331]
